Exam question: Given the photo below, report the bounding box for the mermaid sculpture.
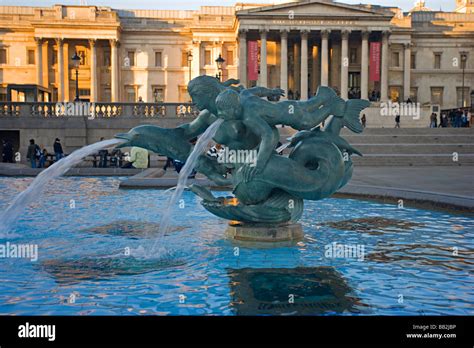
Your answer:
[115,76,370,224]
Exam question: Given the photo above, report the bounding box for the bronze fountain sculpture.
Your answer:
[115,76,369,239]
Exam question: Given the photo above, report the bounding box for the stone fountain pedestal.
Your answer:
[225,222,303,243]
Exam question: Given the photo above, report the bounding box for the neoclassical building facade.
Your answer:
[0,0,473,109]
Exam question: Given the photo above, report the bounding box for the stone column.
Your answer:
[89,39,97,102]
[321,29,330,86]
[361,30,369,100]
[293,41,300,93]
[311,45,319,95]
[280,29,288,96]
[56,38,64,102]
[238,30,247,87]
[35,37,43,87]
[300,30,309,100]
[191,40,201,81]
[403,42,411,101]
[340,30,350,99]
[380,30,390,102]
[259,29,268,87]
[110,39,119,102]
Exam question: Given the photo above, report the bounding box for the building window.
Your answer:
[409,87,418,103]
[410,53,416,69]
[126,51,135,67]
[434,53,441,69]
[181,51,189,67]
[0,48,7,64]
[153,86,165,102]
[51,49,57,66]
[125,86,137,102]
[430,87,443,105]
[179,86,191,102]
[155,51,162,67]
[103,88,111,102]
[457,87,470,107]
[349,48,357,64]
[27,49,35,65]
[226,49,234,66]
[103,50,111,67]
[79,88,90,97]
[392,52,400,67]
[204,49,212,66]
[76,49,87,66]
[0,87,7,101]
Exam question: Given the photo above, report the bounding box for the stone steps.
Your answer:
[351,155,473,166]
[352,144,474,154]
[280,127,474,166]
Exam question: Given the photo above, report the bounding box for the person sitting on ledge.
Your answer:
[121,146,149,169]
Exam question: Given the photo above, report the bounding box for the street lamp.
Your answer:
[71,51,81,102]
[187,50,193,82]
[460,52,468,108]
[215,54,225,81]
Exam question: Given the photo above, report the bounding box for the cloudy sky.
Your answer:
[0,0,455,12]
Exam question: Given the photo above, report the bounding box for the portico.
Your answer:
[236,1,398,100]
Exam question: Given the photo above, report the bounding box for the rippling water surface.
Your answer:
[0,177,472,315]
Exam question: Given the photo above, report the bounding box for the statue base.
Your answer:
[225,222,303,243]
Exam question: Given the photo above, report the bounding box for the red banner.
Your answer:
[369,42,381,82]
[247,41,259,81]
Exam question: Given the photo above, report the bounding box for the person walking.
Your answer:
[26,139,40,168]
[53,138,64,161]
[395,114,400,128]
[430,113,437,128]
[361,114,367,128]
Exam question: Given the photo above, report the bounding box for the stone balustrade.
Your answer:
[0,102,200,119]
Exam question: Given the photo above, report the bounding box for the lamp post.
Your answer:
[71,51,81,102]
[460,52,467,108]
[187,50,193,82]
[215,54,225,81]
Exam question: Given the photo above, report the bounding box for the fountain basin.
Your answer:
[226,222,303,242]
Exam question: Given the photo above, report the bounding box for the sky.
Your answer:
[0,0,455,12]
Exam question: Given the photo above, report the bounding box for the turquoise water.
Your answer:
[0,176,472,315]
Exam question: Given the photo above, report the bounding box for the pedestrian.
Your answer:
[2,139,14,163]
[121,146,148,169]
[430,113,437,128]
[395,114,400,128]
[26,139,41,168]
[361,114,367,128]
[163,156,175,171]
[455,109,463,128]
[38,148,48,168]
[53,138,64,161]
[98,137,108,167]
[466,110,471,128]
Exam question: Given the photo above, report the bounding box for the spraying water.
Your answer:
[143,118,223,258]
[0,138,125,234]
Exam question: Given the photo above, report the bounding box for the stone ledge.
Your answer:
[225,223,303,242]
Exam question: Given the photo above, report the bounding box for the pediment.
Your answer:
[237,0,390,18]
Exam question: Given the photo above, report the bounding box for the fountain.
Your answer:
[115,76,370,243]
[0,138,125,235]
